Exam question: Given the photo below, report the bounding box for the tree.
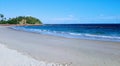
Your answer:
[0,14,4,20]
[0,14,7,24]
[25,16,42,24]
[0,14,42,24]
[7,16,42,24]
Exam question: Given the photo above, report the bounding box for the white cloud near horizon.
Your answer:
[79,16,120,21]
[50,15,79,21]
[42,15,120,24]
[50,15,120,21]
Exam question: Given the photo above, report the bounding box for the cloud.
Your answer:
[52,17,78,21]
[79,16,120,21]
[42,15,120,24]
[51,15,120,22]
[99,16,120,20]
[51,15,78,21]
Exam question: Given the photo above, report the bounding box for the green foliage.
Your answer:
[7,16,42,24]
[0,14,8,24]
[0,14,42,24]
[0,14,4,19]
[25,16,42,24]
[7,17,19,24]
[0,20,8,24]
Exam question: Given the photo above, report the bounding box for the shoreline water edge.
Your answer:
[11,24,120,42]
[0,25,120,66]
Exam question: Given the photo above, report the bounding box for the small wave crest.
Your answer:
[11,26,120,42]
[69,33,120,41]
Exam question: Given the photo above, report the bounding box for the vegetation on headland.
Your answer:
[0,14,42,25]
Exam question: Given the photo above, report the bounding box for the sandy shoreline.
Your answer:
[0,26,120,66]
[0,43,65,66]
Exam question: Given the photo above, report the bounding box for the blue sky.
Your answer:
[0,0,120,24]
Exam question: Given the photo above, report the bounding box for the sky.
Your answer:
[0,0,120,24]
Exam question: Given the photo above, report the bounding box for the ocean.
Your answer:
[11,24,120,42]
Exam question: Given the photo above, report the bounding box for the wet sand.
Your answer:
[0,26,120,66]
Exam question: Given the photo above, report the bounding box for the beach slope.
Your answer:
[0,26,120,66]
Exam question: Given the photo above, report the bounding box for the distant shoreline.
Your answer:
[0,24,42,26]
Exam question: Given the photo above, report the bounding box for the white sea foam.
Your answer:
[0,43,68,66]
[11,26,120,42]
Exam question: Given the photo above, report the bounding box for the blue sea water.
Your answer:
[11,24,120,42]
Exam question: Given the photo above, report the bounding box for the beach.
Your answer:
[0,43,65,66]
[0,26,120,66]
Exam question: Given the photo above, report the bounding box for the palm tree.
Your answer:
[0,14,4,21]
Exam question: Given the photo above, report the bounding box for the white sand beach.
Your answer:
[0,26,120,66]
[0,43,65,66]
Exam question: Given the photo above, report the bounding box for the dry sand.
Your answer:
[0,26,120,66]
[0,43,65,66]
